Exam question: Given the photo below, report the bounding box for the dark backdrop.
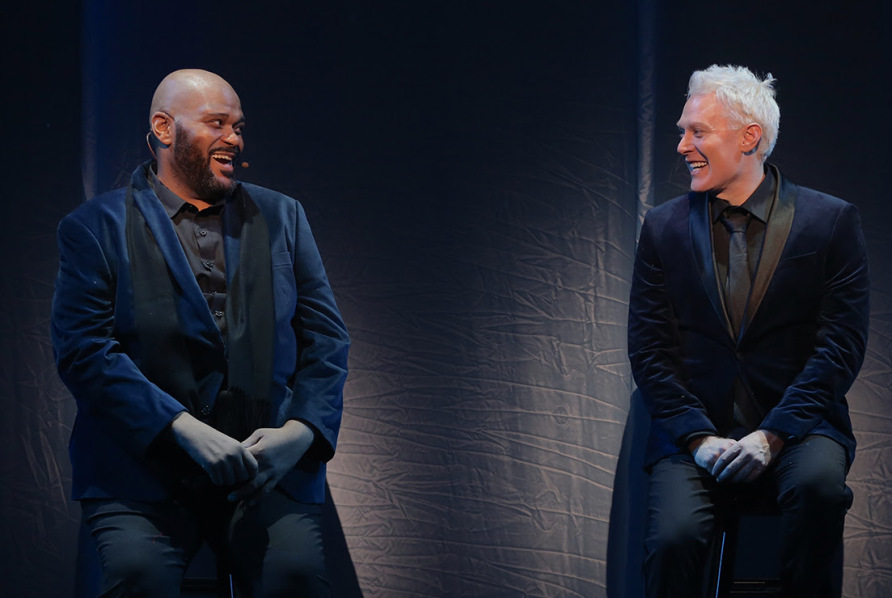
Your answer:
[2,1,890,596]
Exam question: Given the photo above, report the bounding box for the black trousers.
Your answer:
[81,486,330,598]
[644,434,852,598]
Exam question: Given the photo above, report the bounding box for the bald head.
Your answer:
[148,69,246,206]
[150,69,240,123]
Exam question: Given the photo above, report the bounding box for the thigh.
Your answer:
[644,455,721,598]
[770,435,851,597]
[646,454,719,547]
[226,489,330,598]
[81,498,203,598]
[772,434,851,512]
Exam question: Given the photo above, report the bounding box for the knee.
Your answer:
[646,512,711,557]
[643,512,713,596]
[98,543,183,595]
[254,550,330,597]
[778,472,851,519]
[776,436,852,517]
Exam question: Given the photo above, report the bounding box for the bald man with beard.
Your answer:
[52,69,350,597]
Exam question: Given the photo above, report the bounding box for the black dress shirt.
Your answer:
[710,167,777,313]
[148,168,229,337]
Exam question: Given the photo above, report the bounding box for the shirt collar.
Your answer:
[147,165,229,218]
[148,166,192,218]
[710,166,775,223]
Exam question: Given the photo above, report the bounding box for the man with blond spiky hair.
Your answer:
[628,65,869,597]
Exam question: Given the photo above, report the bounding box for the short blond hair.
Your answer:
[688,65,780,161]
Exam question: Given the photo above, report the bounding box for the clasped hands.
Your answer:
[170,413,314,503]
[689,430,784,483]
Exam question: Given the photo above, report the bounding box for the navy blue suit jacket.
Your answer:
[52,163,350,503]
[628,166,869,469]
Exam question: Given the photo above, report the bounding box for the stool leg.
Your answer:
[216,555,235,598]
[712,530,727,598]
[713,514,741,598]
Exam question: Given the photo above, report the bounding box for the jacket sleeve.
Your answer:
[760,203,869,439]
[286,202,350,462]
[51,211,185,457]
[627,213,716,446]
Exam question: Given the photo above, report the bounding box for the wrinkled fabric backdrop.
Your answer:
[2,1,890,596]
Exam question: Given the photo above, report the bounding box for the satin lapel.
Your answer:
[743,165,796,332]
[129,177,220,335]
[688,192,733,336]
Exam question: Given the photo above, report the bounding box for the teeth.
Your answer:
[689,161,707,170]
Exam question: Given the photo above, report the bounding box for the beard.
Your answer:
[173,124,235,202]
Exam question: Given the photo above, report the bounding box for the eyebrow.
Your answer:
[204,112,246,124]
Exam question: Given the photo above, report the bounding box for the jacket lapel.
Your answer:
[742,165,796,333]
[689,192,734,336]
[129,166,220,336]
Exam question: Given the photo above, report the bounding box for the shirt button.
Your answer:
[214,310,224,318]
[205,260,215,269]
[199,229,208,236]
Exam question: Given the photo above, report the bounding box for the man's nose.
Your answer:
[677,132,691,154]
[223,127,242,146]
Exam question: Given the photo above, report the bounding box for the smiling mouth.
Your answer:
[688,160,707,172]
[210,150,238,175]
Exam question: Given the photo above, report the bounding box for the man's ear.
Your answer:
[741,123,763,156]
[150,112,174,147]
